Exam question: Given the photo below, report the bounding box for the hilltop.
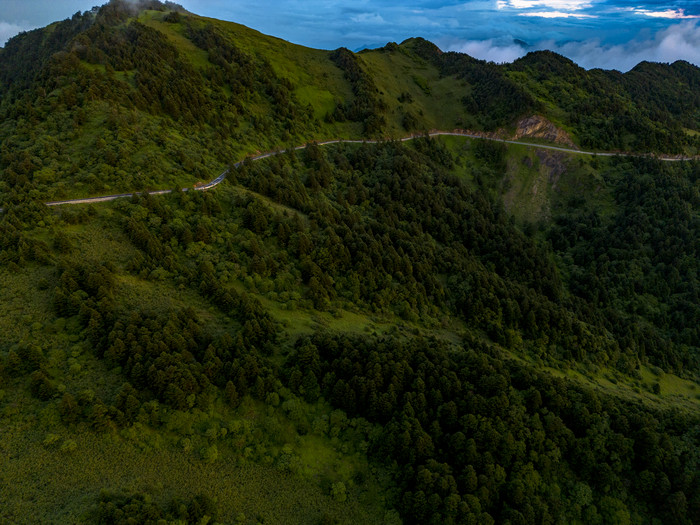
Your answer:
[1,0,700,201]
[1,2,699,524]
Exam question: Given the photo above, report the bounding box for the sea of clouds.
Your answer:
[441,20,700,71]
[2,1,699,73]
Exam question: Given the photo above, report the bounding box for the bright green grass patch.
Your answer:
[227,184,309,220]
[0,266,56,348]
[294,85,336,119]
[436,135,617,226]
[502,149,552,223]
[52,211,139,264]
[230,280,377,338]
[539,362,700,413]
[358,49,468,134]
[0,416,386,524]
[186,12,352,115]
[639,365,700,401]
[139,12,210,69]
[116,274,223,325]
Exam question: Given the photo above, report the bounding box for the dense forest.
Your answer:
[2,0,700,202]
[1,1,700,524]
[2,134,699,523]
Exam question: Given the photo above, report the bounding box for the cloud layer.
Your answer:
[442,20,700,71]
[0,21,27,46]
[1,1,700,72]
[501,0,593,10]
[634,8,700,20]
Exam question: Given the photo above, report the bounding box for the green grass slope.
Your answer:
[2,1,700,524]
[2,0,700,204]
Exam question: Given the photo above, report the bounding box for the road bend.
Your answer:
[1,132,697,213]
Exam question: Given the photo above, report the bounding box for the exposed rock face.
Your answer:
[536,150,567,187]
[514,115,577,148]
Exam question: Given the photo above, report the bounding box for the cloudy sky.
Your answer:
[1,0,699,71]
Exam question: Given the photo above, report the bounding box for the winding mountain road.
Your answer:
[2,131,697,213]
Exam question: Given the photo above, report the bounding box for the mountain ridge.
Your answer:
[1,2,699,524]
[2,0,699,203]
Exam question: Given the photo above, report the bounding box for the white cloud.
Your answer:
[555,21,700,70]
[502,0,592,10]
[350,13,385,24]
[519,10,596,18]
[443,20,700,71]
[497,0,597,20]
[399,15,444,28]
[451,38,526,63]
[634,9,700,20]
[0,20,28,46]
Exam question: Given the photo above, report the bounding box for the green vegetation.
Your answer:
[2,0,700,203]
[1,1,700,524]
[3,134,699,523]
[509,52,700,153]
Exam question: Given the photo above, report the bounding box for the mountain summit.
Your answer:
[1,0,699,198]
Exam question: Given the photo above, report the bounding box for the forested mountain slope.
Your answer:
[1,0,700,202]
[1,1,699,524]
[2,135,699,524]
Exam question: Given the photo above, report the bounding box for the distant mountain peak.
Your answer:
[399,37,443,59]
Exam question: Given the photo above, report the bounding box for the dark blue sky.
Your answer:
[2,0,699,71]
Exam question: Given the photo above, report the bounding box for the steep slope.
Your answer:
[2,136,699,524]
[0,1,347,201]
[2,0,700,203]
[508,51,700,152]
[1,2,700,524]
